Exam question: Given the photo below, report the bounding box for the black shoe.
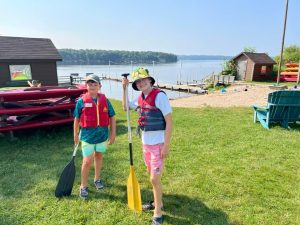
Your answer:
[79,187,89,199]
[151,216,163,225]
[143,201,155,211]
[94,179,104,190]
[143,201,164,211]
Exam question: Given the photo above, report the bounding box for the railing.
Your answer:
[212,75,235,85]
[58,73,108,85]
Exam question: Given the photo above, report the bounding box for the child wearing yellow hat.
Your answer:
[122,68,172,225]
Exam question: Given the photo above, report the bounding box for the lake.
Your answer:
[57,60,224,100]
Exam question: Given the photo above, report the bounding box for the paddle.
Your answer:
[55,144,79,198]
[122,73,142,212]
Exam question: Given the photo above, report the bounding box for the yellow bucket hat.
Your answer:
[131,67,155,91]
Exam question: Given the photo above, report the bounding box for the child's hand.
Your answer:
[161,144,170,159]
[108,134,115,145]
[122,78,129,89]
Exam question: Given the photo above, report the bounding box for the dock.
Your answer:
[154,83,207,94]
[60,74,208,95]
[102,77,207,94]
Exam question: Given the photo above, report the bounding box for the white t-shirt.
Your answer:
[129,92,172,145]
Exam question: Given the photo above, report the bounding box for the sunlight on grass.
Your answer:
[0,100,299,225]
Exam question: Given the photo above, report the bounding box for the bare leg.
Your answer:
[150,173,163,217]
[94,152,103,181]
[81,154,93,188]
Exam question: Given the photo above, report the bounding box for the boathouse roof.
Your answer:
[0,36,62,61]
[232,52,276,64]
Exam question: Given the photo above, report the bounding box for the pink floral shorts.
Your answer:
[143,143,164,175]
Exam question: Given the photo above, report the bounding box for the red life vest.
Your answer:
[80,93,109,128]
[137,88,166,131]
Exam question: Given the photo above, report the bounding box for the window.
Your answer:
[261,65,266,75]
[9,65,32,81]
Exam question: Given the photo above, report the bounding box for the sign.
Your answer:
[9,65,32,81]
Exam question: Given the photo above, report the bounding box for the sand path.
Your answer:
[170,83,273,108]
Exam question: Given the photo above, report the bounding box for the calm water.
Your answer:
[57,60,223,100]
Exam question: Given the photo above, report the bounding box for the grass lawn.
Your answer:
[0,100,299,225]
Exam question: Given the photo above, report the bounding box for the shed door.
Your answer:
[237,60,247,80]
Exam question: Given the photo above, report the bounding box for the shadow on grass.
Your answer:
[0,122,129,198]
[144,191,235,225]
[286,122,300,131]
[263,121,300,131]
[165,194,238,225]
[82,184,236,225]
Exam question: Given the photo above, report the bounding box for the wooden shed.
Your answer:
[0,36,62,87]
[232,52,276,81]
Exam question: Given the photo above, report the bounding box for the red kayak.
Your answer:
[0,86,87,132]
[286,63,299,67]
[280,76,299,82]
[0,87,86,102]
[280,71,298,76]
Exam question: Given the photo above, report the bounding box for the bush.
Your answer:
[274,45,300,64]
[222,60,237,76]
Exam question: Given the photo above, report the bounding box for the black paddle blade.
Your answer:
[121,73,130,78]
[55,157,76,198]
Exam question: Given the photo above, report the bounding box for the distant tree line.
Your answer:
[58,49,178,65]
[177,55,232,60]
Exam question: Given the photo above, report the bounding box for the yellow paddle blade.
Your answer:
[127,166,142,212]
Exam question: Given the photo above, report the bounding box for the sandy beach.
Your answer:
[170,83,273,108]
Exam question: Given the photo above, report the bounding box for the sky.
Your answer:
[1,0,299,56]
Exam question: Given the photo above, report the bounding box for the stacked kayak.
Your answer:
[0,86,86,132]
[280,63,299,82]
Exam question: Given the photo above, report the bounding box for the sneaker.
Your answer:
[143,201,155,211]
[143,201,164,211]
[151,216,163,225]
[94,179,104,190]
[79,187,88,199]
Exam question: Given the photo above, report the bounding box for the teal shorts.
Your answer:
[81,140,108,157]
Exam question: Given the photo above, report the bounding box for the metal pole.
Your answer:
[152,61,155,75]
[108,60,111,78]
[121,74,132,146]
[276,0,289,85]
[179,61,182,85]
[297,60,300,84]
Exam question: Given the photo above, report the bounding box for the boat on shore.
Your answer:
[0,85,87,132]
[279,63,299,82]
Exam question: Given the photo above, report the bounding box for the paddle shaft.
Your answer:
[73,143,79,157]
[122,74,142,212]
[122,73,133,166]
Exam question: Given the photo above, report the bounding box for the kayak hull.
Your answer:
[0,86,87,132]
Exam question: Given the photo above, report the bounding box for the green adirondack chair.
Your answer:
[253,90,300,129]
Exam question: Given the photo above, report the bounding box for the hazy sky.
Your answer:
[1,0,299,56]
